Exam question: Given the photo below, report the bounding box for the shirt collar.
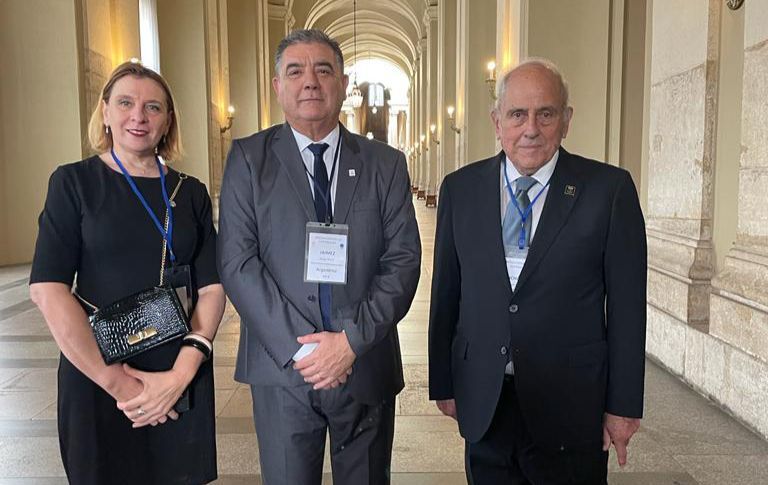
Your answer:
[504,149,559,189]
[290,124,341,155]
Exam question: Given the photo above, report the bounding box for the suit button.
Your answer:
[500,346,508,356]
[508,304,518,313]
[307,295,316,302]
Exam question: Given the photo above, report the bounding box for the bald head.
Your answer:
[495,58,570,112]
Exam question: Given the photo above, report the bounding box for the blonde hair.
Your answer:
[88,61,183,161]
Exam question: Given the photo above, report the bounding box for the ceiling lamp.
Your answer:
[348,0,364,109]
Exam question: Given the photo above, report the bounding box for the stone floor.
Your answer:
[1,202,767,484]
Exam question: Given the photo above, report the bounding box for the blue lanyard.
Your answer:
[303,139,342,224]
[503,162,549,249]
[110,149,176,263]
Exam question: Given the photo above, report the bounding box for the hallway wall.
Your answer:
[0,0,83,266]
[157,0,210,185]
[527,0,611,163]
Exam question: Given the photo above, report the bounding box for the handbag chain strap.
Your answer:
[75,172,187,311]
[159,172,187,285]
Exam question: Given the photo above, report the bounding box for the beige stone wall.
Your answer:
[456,0,496,166]
[157,0,210,184]
[227,0,263,138]
[80,0,141,153]
[646,0,768,439]
[527,0,610,162]
[267,6,287,127]
[0,0,85,265]
[645,0,718,336]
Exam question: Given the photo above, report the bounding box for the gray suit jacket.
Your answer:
[218,123,421,404]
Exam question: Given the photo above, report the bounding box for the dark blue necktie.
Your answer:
[307,143,332,329]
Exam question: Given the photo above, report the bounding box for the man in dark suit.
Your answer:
[428,59,647,484]
[218,29,421,485]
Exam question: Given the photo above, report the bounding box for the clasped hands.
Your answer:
[293,330,356,390]
[115,365,188,428]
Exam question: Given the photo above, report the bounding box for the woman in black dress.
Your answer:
[29,61,225,484]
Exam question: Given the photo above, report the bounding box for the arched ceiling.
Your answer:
[300,0,427,80]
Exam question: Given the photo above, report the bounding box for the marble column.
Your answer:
[456,0,497,167]
[425,6,439,207]
[708,0,768,437]
[645,0,718,371]
[417,39,428,200]
[437,0,458,191]
[267,4,293,126]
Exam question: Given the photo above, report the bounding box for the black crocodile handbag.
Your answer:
[87,285,189,365]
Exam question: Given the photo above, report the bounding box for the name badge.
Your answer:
[504,246,528,290]
[304,222,349,285]
[164,263,192,316]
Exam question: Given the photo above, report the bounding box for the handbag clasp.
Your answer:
[126,327,158,345]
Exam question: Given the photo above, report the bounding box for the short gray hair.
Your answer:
[494,58,570,111]
[275,29,345,75]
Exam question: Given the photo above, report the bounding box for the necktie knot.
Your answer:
[307,143,329,158]
[515,176,537,198]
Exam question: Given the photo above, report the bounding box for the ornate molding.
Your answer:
[268,4,289,20]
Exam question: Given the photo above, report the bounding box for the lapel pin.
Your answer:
[348,169,356,177]
[564,185,576,196]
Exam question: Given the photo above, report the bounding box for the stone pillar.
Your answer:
[0,0,91,264]
[228,0,269,137]
[527,0,611,161]
[425,7,439,207]
[708,0,768,438]
[157,0,229,193]
[438,0,458,190]
[267,4,291,126]
[205,0,231,203]
[80,0,141,154]
[408,61,418,191]
[645,0,718,373]
[417,39,428,200]
[456,0,497,166]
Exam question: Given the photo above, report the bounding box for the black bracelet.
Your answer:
[181,338,212,361]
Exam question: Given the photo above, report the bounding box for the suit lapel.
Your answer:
[271,123,316,221]
[514,148,581,294]
[476,153,514,297]
[332,126,361,224]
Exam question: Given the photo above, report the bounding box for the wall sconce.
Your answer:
[366,132,374,140]
[420,134,428,152]
[430,124,440,145]
[726,0,744,9]
[486,60,497,100]
[220,105,235,133]
[446,105,461,134]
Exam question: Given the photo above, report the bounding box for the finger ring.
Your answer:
[137,407,146,416]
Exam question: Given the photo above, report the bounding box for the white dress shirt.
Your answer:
[500,150,558,375]
[290,125,342,362]
[291,125,341,212]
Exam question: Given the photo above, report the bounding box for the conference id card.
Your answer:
[304,222,349,285]
[164,263,192,316]
[505,246,528,291]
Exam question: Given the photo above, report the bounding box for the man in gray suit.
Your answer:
[217,29,421,485]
